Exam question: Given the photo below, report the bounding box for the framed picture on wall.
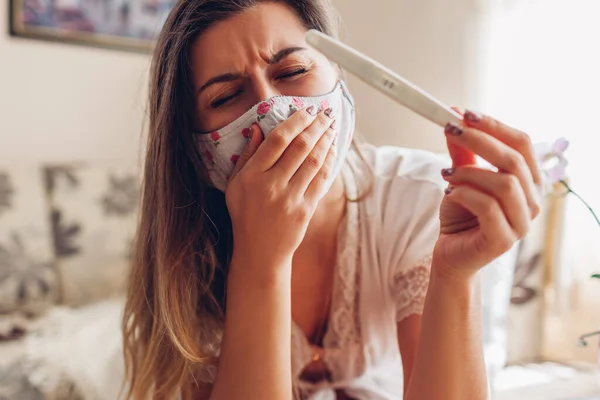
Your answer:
[9,0,178,52]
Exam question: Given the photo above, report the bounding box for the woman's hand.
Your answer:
[433,110,542,280]
[226,106,337,269]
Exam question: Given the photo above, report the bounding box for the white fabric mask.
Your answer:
[197,81,355,192]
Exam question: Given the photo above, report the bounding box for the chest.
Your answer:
[287,166,401,397]
[291,246,336,344]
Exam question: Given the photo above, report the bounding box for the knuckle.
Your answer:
[297,206,311,222]
[265,182,279,201]
[269,130,288,148]
[504,151,525,172]
[292,136,312,153]
[288,200,309,221]
[318,168,330,183]
[305,154,322,169]
[514,131,532,149]
[500,174,520,193]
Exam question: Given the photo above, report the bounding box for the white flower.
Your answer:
[534,137,569,188]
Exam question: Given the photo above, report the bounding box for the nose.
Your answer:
[252,75,280,103]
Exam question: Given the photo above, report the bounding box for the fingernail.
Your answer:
[330,119,337,130]
[444,186,453,195]
[332,131,338,146]
[306,106,316,116]
[464,110,482,123]
[441,168,455,177]
[445,122,463,136]
[324,108,333,118]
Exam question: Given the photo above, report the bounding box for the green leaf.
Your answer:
[591,274,600,279]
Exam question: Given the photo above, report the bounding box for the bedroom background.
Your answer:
[1,0,599,399]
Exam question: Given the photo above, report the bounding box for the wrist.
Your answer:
[428,265,481,311]
[229,250,293,286]
[430,257,480,288]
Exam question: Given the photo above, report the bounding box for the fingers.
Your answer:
[273,109,335,179]
[290,123,337,196]
[251,106,320,171]
[448,107,477,167]
[304,133,337,202]
[462,110,543,186]
[444,185,517,256]
[442,167,530,237]
[444,122,541,219]
[229,124,263,182]
[446,140,477,167]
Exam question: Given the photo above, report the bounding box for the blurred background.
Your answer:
[1,0,600,399]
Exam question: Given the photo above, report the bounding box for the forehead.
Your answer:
[190,3,309,79]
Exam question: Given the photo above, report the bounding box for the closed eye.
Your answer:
[209,68,308,108]
[211,89,243,109]
[277,68,308,80]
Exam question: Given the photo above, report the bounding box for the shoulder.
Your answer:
[348,144,449,319]
[347,143,447,270]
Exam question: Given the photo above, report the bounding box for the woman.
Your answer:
[122,0,542,399]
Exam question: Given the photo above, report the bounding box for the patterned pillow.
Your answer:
[0,168,59,315]
[45,163,140,306]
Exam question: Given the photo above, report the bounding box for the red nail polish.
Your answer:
[464,110,482,123]
[441,168,455,177]
[445,123,463,136]
[444,186,453,195]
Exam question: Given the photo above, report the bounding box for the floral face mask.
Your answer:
[196,81,355,192]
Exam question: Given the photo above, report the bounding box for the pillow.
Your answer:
[45,163,140,306]
[0,167,58,315]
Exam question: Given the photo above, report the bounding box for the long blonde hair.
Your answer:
[122,1,343,398]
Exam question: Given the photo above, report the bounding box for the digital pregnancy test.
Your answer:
[305,29,463,128]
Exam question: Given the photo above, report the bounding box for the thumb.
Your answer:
[447,107,476,167]
[228,124,263,182]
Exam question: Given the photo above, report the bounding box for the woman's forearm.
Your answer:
[210,254,293,400]
[405,267,488,400]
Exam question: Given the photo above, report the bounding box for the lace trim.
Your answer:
[292,161,365,396]
[393,255,432,322]
[196,161,366,390]
[322,163,364,380]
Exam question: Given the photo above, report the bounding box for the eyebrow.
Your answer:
[197,46,307,94]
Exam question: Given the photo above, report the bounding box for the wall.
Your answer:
[0,4,150,165]
[0,0,481,165]
[333,0,482,153]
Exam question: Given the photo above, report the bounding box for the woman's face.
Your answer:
[190,2,338,132]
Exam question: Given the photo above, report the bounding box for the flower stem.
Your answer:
[559,180,600,280]
[559,179,600,230]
